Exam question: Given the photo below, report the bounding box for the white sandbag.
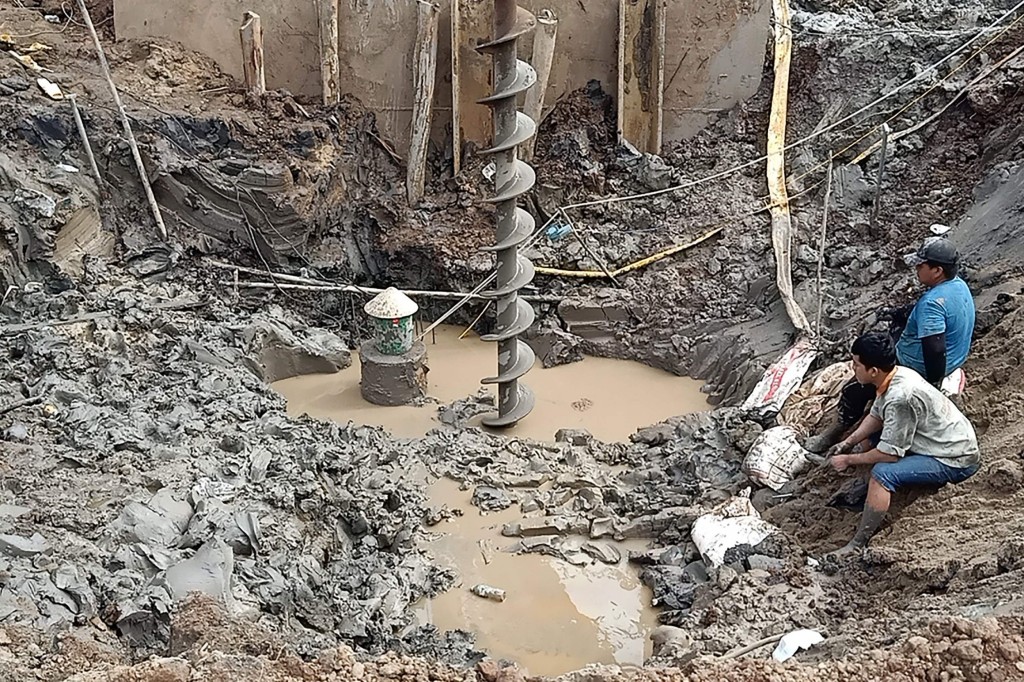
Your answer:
[742,426,814,491]
[690,489,779,567]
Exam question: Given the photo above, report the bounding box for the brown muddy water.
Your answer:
[418,479,660,677]
[273,326,709,675]
[273,324,708,443]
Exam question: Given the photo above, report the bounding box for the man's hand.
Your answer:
[826,440,854,458]
[830,454,854,472]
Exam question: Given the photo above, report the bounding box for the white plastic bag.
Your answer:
[691,488,779,567]
[743,426,814,491]
[773,629,825,662]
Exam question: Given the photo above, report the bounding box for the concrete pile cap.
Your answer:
[364,287,418,319]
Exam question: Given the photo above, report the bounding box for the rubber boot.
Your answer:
[830,505,886,559]
[803,416,844,454]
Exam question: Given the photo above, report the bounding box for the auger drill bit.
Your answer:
[476,0,538,428]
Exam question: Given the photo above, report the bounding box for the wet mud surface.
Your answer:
[1,0,1024,680]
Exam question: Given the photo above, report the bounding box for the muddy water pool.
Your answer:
[273,325,709,675]
[416,478,660,676]
[273,324,707,443]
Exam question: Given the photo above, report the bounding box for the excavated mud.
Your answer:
[2,0,1024,680]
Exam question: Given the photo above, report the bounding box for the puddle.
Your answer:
[273,324,707,442]
[418,479,659,677]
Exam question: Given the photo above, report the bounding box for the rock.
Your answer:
[631,423,676,446]
[590,517,615,539]
[582,541,622,564]
[988,460,1024,493]
[650,625,694,657]
[554,429,593,446]
[243,320,351,383]
[683,560,709,583]
[0,533,51,557]
[502,515,586,538]
[163,539,235,606]
[526,325,584,368]
[472,486,512,512]
[746,554,786,572]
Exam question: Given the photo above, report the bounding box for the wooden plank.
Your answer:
[239,11,266,98]
[408,1,441,204]
[451,0,493,174]
[316,0,340,105]
[617,0,666,154]
[522,8,557,161]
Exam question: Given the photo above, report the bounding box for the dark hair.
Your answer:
[851,331,896,372]
[928,260,959,279]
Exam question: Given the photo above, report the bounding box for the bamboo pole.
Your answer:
[316,0,340,105]
[407,1,441,204]
[766,0,810,335]
[815,157,833,340]
[67,94,104,192]
[74,0,167,241]
[533,227,724,278]
[522,9,557,161]
[240,12,266,98]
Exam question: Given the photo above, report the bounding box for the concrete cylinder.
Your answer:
[359,340,428,406]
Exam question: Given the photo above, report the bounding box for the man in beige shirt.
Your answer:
[825,331,981,557]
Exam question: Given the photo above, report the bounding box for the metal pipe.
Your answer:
[476,0,539,427]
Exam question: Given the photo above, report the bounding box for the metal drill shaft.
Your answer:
[476,0,538,427]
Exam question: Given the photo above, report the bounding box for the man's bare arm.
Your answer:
[836,414,883,451]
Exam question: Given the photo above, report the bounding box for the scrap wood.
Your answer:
[535,226,724,279]
[766,0,811,336]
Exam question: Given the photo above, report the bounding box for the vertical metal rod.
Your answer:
[868,123,890,235]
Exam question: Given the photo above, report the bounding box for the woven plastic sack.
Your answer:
[742,426,814,491]
[691,488,778,567]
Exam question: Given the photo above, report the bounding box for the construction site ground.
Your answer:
[1,0,1024,680]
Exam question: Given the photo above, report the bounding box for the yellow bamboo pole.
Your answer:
[766,0,810,335]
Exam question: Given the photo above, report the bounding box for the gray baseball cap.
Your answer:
[903,238,960,267]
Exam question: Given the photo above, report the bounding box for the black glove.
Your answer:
[877,304,913,329]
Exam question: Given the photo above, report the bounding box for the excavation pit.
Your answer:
[273,324,708,443]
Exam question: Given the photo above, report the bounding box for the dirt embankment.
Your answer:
[1,1,1024,681]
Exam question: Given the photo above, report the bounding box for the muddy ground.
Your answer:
[1,0,1024,680]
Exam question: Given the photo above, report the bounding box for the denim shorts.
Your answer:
[871,455,980,493]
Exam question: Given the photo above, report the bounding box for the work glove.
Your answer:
[876,304,913,329]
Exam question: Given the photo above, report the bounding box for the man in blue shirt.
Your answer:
[894,239,975,385]
[804,239,976,453]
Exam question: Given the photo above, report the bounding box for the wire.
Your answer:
[561,0,1024,212]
